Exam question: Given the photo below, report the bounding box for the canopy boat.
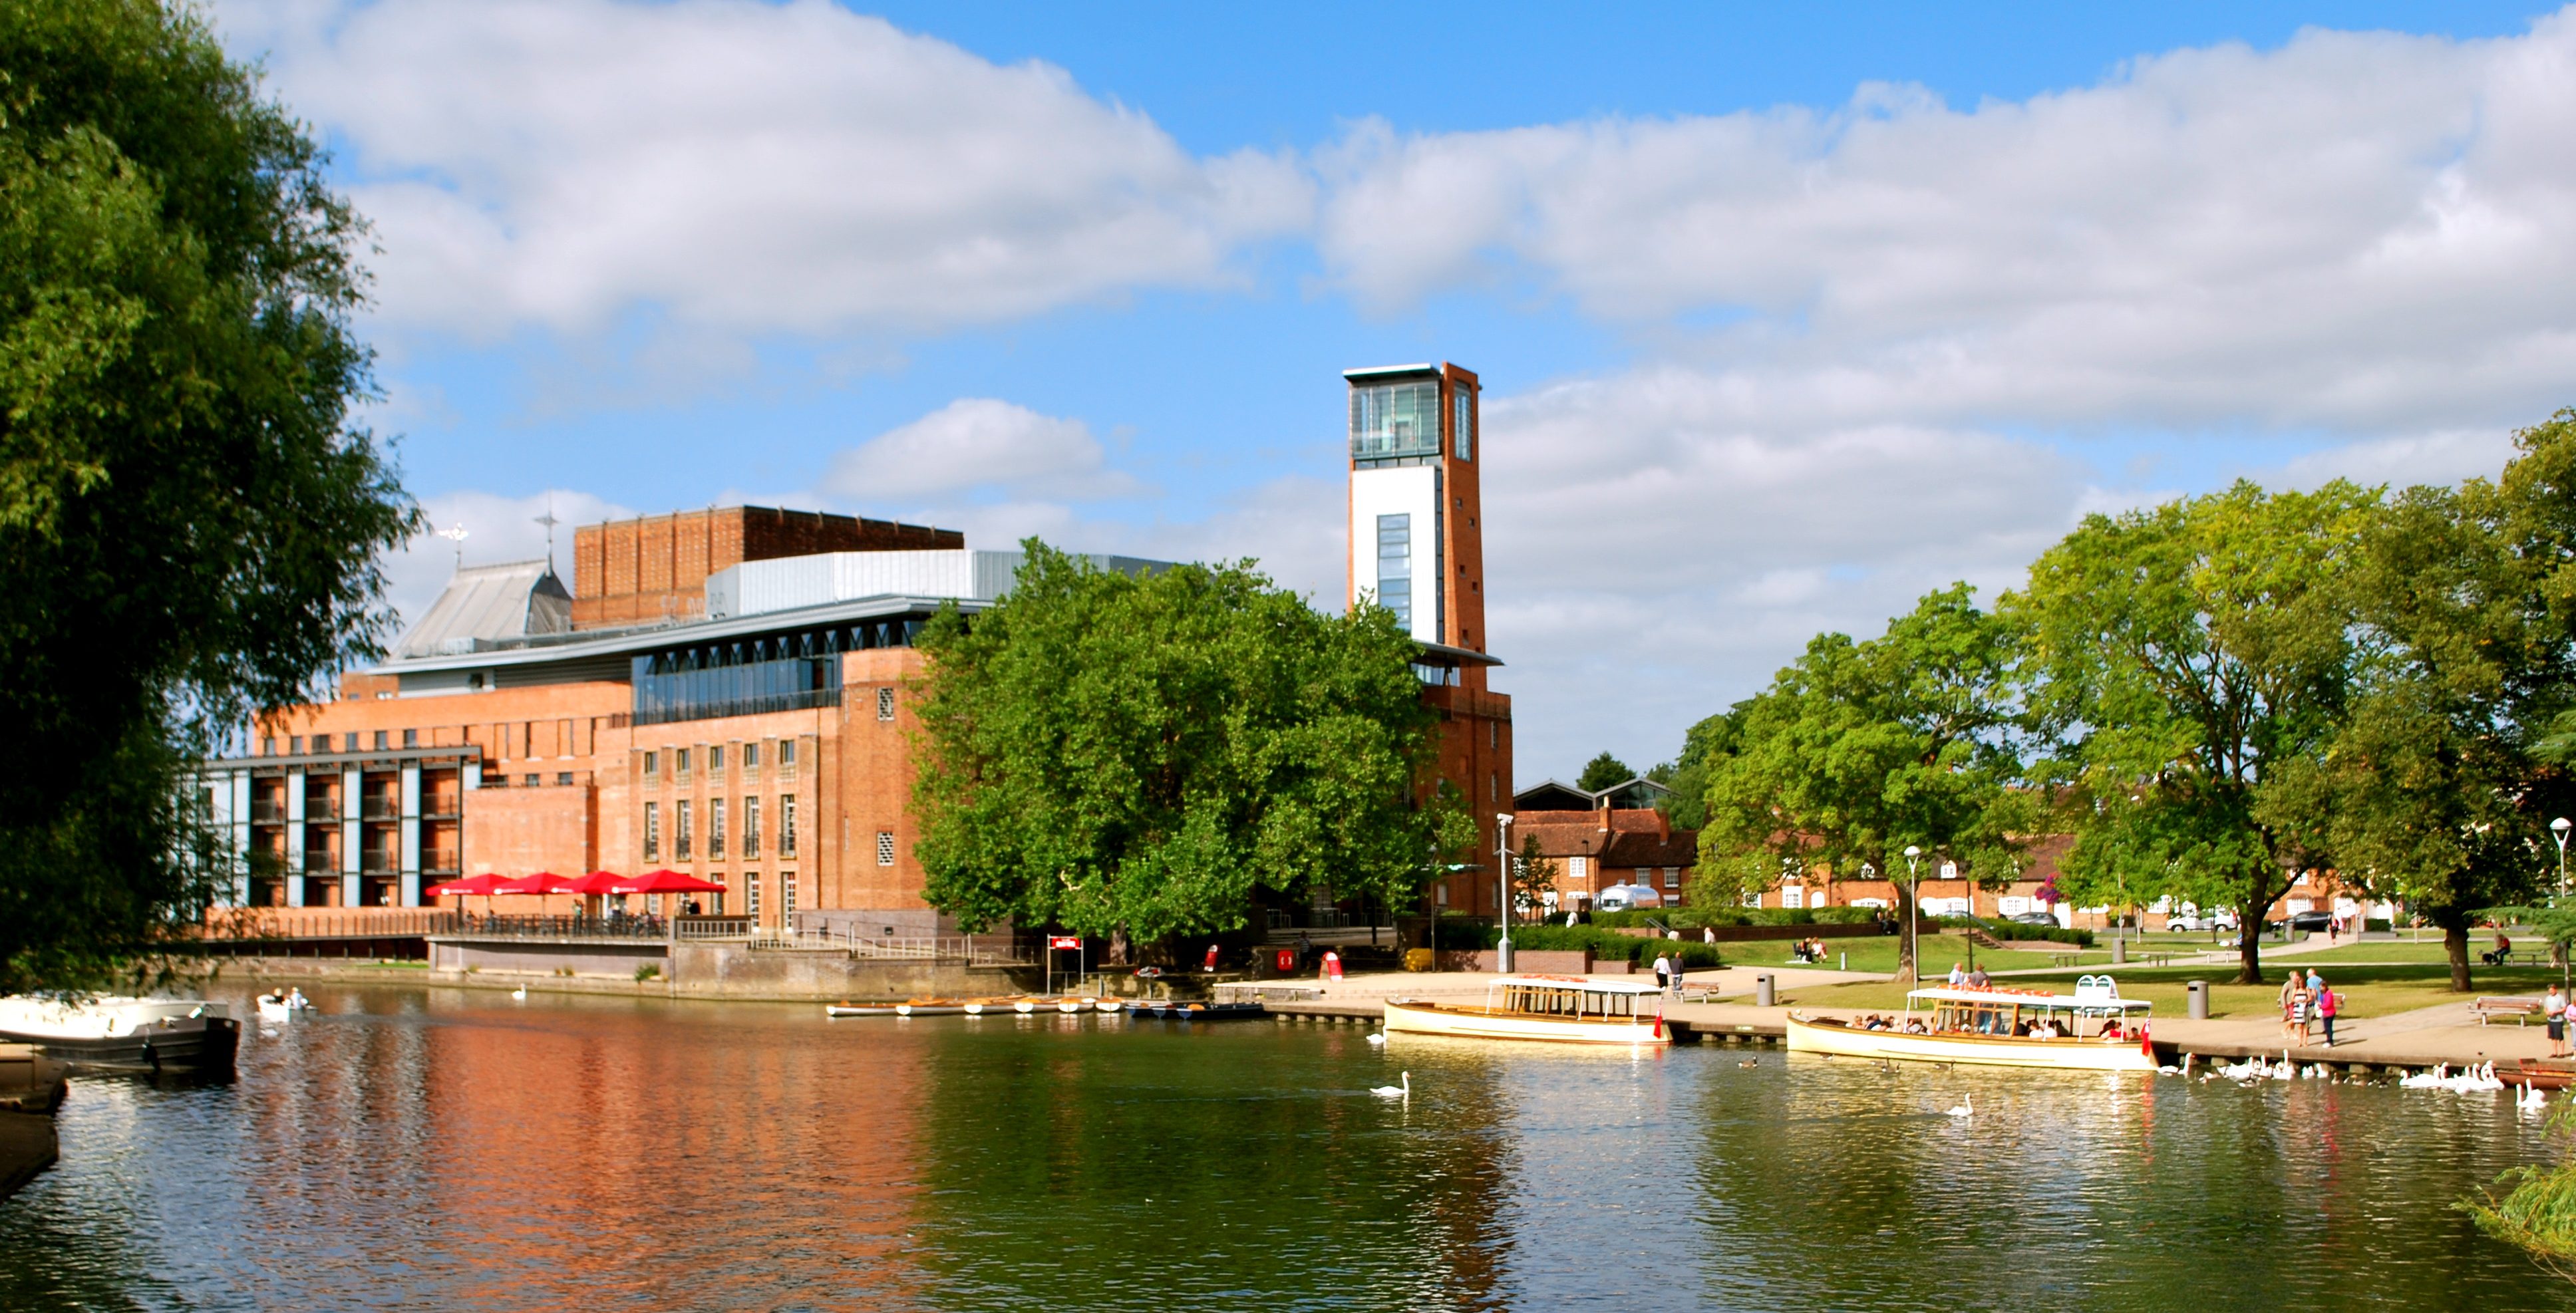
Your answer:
[824,1002,901,1018]
[0,996,241,1078]
[1381,974,1670,1046]
[1126,1000,1265,1021]
[1786,975,2156,1072]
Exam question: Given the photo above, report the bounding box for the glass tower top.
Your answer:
[1349,379,1442,463]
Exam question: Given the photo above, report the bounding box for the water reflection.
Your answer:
[0,988,2566,1311]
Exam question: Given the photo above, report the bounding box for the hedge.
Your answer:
[1426,918,1724,968]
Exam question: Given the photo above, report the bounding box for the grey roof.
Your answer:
[393,560,571,659]
[377,592,982,674]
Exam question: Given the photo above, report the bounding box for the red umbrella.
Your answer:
[494,871,575,895]
[425,873,509,897]
[559,871,628,895]
[614,869,727,894]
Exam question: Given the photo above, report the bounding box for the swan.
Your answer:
[2518,1082,2547,1111]
[1945,1094,1973,1118]
[1370,1072,1410,1099]
[1365,1032,1387,1046]
[511,986,528,1001]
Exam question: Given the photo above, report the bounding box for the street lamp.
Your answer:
[2553,817,2571,988]
[1903,845,1923,986]
[1496,813,1516,973]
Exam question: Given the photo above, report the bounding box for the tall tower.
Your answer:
[1347,361,1512,927]
[1345,362,1486,690]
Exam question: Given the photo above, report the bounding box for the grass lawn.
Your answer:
[1770,961,2569,1022]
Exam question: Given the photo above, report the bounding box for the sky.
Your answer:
[213,0,2576,782]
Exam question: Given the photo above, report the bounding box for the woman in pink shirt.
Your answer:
[2315,977,2338,1047]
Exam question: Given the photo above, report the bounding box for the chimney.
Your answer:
[1655,807,1669,841]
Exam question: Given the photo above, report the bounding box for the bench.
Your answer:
[2474,996,2547,1026]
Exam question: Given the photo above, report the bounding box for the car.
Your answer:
[2008,912,2057,928]
[2288,910,2333,932]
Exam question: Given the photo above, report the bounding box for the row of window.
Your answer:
[263,730,418,755]
[642,738,800,786]
[644,796,798,861]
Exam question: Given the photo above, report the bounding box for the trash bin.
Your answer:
[1755,973,1775,1008]
[2111,937,2128,964]
[2187,980,2209,1020]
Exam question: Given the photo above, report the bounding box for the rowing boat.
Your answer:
[824,1002,901,1018]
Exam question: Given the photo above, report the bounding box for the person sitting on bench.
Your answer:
[2485,933,2513,967]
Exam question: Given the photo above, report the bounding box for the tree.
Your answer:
[0,4,418,992]
[2277,413,2576,989]
[1510,833,1559,922]
[1695,585,2031,980]
[1652,708,1742,832]
[2009,480,2378,985]
[1576,751,1634,794]
[909,541,1474,948]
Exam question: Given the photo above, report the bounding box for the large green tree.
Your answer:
[2009,480,2377,984]
[910,542,1474,950]
[1575,751,1634,793]
[2275,413,2576,989]
[1694,584,2032,980]
[0,3,416,991]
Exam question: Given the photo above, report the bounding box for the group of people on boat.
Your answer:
[1945,961,1992,988]
[1855,1014,1929,1034]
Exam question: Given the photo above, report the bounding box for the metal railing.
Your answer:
[204,909,464,941]
[676,917,754,941]
[451,913,673,940]
[361,798,401,820]
[300,853,341,873]
[250,802,287,823]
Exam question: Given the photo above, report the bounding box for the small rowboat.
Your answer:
[1090,998,1124,1014]
[824,1002,901,1018]
[2498,1059,2576,1091]
[1128,1000,1266,1021]
[895,998,975,1017]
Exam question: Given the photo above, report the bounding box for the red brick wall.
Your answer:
[568,507,965,629]
[462,784,596,877]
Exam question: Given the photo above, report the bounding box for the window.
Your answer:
[648,893,662,915]
[1663,866,1680,890]
[780,796,798,857]
[676,748,692,784]
[371,730,387,750]
[1376,513,1412,630]
[877,686,895,721]
[402,728,418,748]
[747,871,762,919]
[262,737,276,756]
[709,745,725,782]
[1452,384,1472,461]
[522,774,539,788]
[783,872,798,915]
[343,732,359,751]
[644,802,660,861]
[1349,379,1442,462]
[743,797,762,858]
[677,800,694,860]
[1489,773,1498,802]
[556,772,573,786]
[1488,722,1497,750]
[1570,856,1589,881]
[1783,886,1806,909]
[289,736,303,754]
[742,742,760,774]
[643,750,659,783]
[709,799,727,859]
[876,831,895,866]
[778,739,797,777]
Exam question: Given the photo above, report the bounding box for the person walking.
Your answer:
[1652,952,1672,993]
[2548,984,2569,1060]
[1669,951,1687,999]
[2315,977,2338,1047]
[2279,972,2301,1043]
[2291,978,2314,1046]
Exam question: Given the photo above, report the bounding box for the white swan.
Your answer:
[2518,1082,2547,1110]
[1366,1032,1387,1046]
[1370,1072,1410,1099]
[1945,1094,1973,1118]
[511,986,528,1001]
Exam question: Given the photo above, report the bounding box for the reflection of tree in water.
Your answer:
[906,1022,1516,1310]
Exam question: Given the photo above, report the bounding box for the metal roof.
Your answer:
[1342,363,1438,380]
[393,560,571,659]
[375,593,984,674]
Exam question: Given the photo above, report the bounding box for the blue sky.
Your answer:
[220,0,2576,779]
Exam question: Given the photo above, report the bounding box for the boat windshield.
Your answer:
[1487,974,1663,1019]
[1899,976,2150,1039]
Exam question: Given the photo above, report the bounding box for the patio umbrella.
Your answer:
[613,869,727,895]
[560,870,627,896]
[425,873,509,898]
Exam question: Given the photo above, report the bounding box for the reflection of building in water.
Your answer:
[1344,363,1514,923]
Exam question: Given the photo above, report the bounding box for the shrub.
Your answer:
[1809,907,1880,925]
[1433,917,1500,950]
[635,962,661,982]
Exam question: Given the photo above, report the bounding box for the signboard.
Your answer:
[1048,935,1081,950]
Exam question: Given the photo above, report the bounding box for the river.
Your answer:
[1,983,2566,1311]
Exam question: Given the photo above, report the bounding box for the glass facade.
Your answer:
[1349,380,1442,462]
[1453,385,1472,461]
[1376,513,1411,630]
[631,619,924,726]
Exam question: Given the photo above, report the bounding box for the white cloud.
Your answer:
[219,0,1311,338]
[1318,15,2576,438]
[822,398,1146,502]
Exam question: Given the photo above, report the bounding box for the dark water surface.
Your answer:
[1,983,2570,1311]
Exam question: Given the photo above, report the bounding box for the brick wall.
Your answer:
[568,506,964,629]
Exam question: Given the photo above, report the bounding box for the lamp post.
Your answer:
[2553,816,2571,988]
[1496,813,1516,973]
[1902,845,1922,986]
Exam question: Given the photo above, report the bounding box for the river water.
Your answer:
[1,983,2568,1312]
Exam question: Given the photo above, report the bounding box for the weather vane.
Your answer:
[534,499,560,571]
[437,522,470,572]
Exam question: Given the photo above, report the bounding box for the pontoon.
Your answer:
[1786,975,2156,1071]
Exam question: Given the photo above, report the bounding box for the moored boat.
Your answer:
[895,998,975,1016]
[824,1002,901,1018]
[0,996,240,1078]
[1382,974,1669,1046]
[1126,1000,1266,1021]
[1786,976,2156,1072]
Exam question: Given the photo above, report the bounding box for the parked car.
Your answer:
[2289,910,2333,932]
[2007,912,2057,928]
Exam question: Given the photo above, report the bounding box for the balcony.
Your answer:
[250,800,288,824]
[361,797,401,821]
[422,796,462,819]
[300,852,341,874]
[361,853,400,876]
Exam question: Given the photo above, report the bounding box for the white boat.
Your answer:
[1381,974,1671,1046]
[0,996,240,1077]
[254,988,313,1023]
[824,1003,901,1018]
[1090,998,1124,1014]
[895,999,975,1016]
[1786,975,2157,1072]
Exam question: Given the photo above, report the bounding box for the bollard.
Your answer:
[2111,937,2128,964]
[2187,980,2208,1020]
[1755,973,1775,1008]
[1839,951,1847,971]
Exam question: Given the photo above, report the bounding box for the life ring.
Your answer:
[1134,966,1164,978]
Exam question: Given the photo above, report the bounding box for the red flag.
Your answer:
[1653,1007,1665,1040]
[2140,1020,2154,1060]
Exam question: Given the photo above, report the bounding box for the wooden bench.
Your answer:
[2473,996,2546,1026]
